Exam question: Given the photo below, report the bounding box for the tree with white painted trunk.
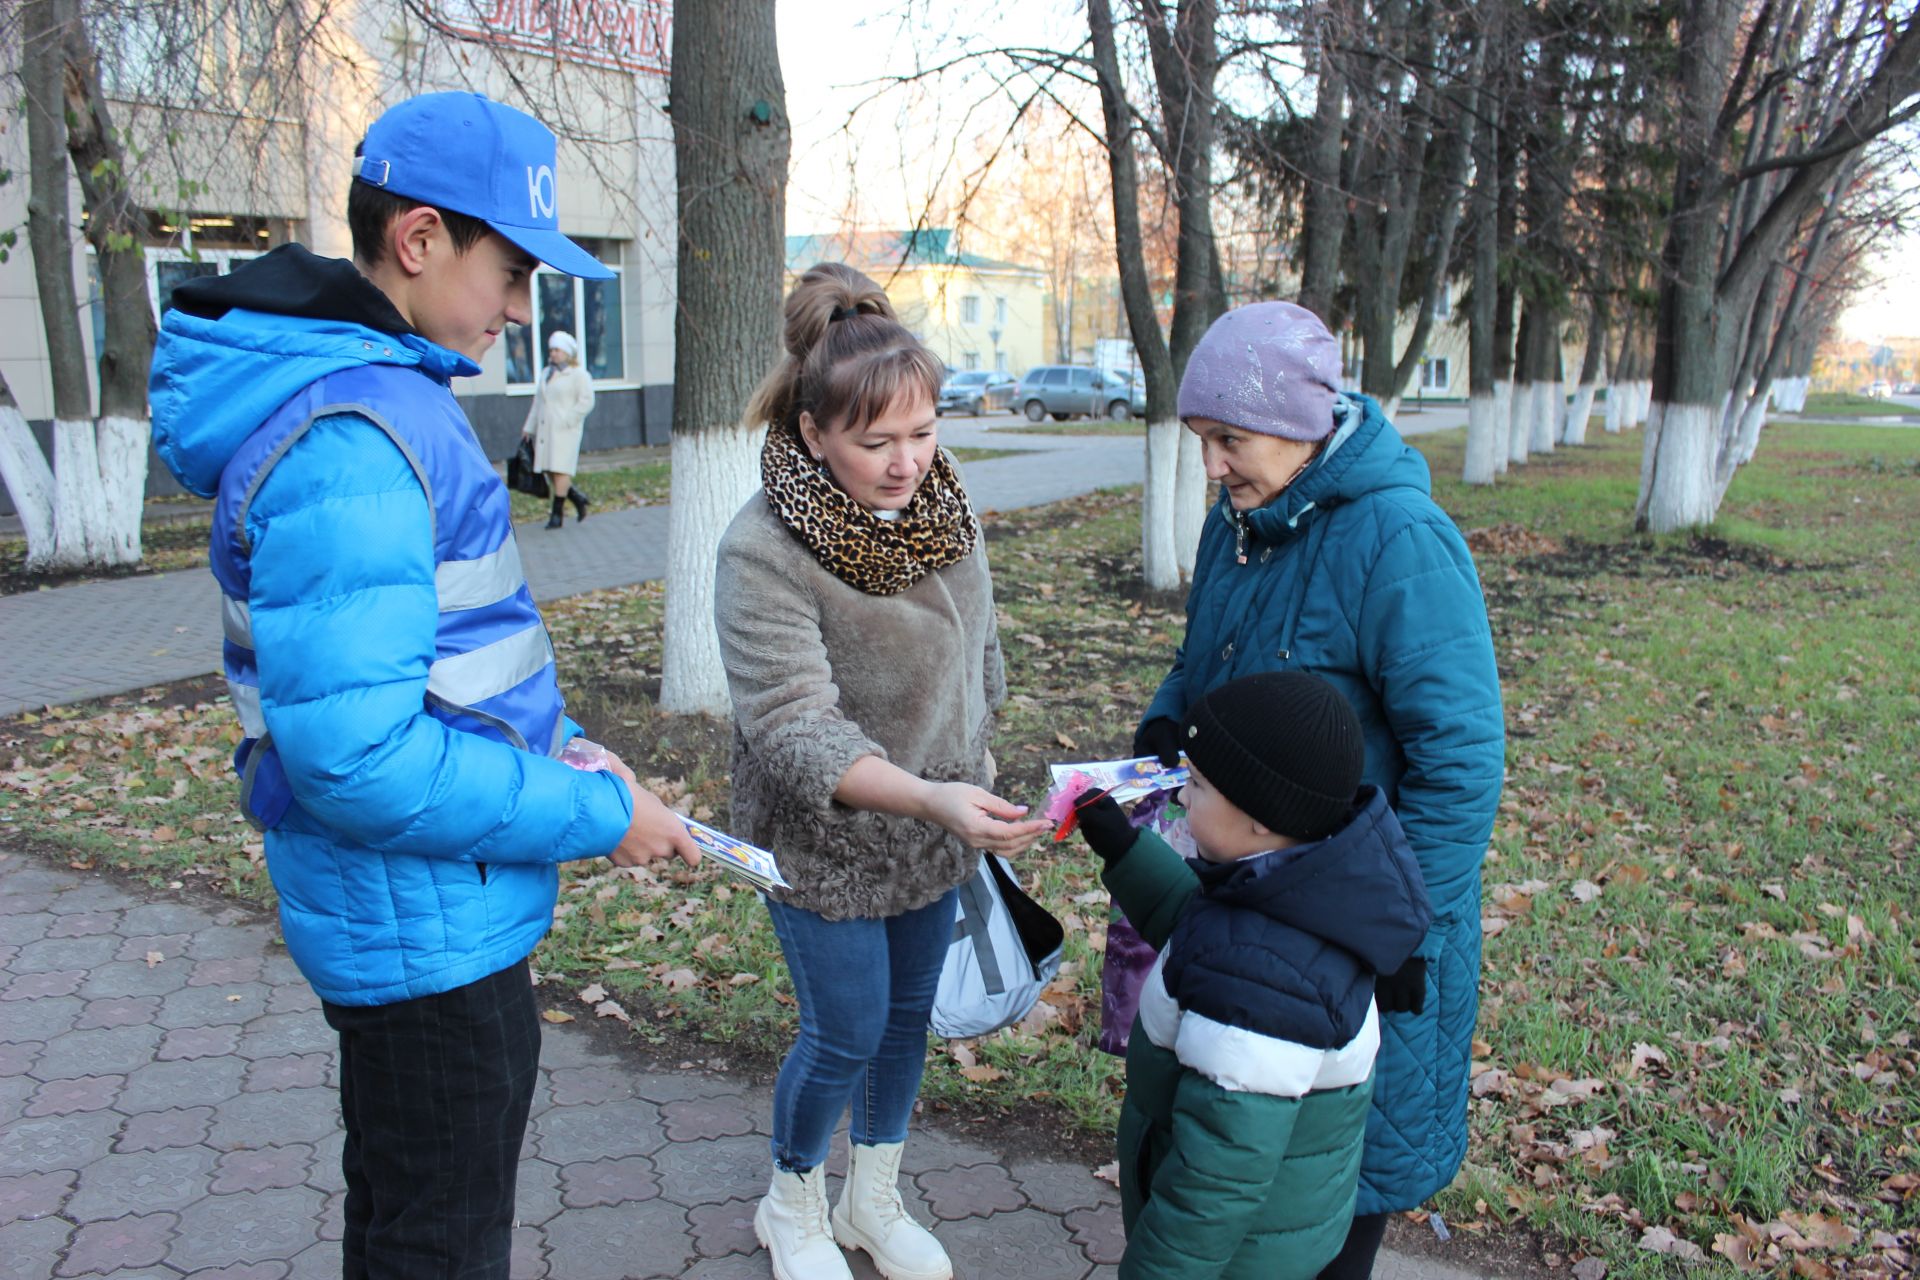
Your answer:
[3,0,155,573]
[1461,5,1506,487]
[1637,0,1920,532]
[659,0,789,715]
[1087,0,1219,593]
[1561,297,1606,447]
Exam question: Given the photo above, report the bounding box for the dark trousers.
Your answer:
[1317,1212,1390,1280]
[322,960,541,1280]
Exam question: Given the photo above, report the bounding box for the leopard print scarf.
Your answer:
[761,423,979,596]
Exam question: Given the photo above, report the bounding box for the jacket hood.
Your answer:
[1236,393,1434,546]
[1192,786,1432,974]
[149,245,478,497]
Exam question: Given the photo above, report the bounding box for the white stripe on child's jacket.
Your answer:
[1136,949,1380,1098]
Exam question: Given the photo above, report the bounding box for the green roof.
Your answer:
[785,229,1038,277]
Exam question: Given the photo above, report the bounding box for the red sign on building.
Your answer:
[426,0,672,77]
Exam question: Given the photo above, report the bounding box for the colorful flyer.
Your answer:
[1047,754,1190,806]
[680,816,791,891]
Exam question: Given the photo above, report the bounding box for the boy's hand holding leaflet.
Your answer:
[562,739,790,885]
[1043,754,1190,841]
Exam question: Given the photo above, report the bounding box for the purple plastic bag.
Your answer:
[1098,911,1159,1055]
[1096,795,1191,1056]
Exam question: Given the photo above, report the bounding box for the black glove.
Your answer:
[1375,956,1428,1016]
[1133,717,1183,769]
[1074,788,1140,865]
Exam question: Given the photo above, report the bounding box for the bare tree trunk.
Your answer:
[61,5,151,567]
[12,0,147,571]
[1297,32,1348,322]
[0,372,57,557]
[661,0,789,715]
[1089,0,1181,591]
[23,0,89,425]
[1353,6,1436,407]
[1390,38,1482,412]
[1463,21,1503,486]
[1494,90,1522,473]
[1725,162,1852,482]
[1638,0,1742,532]
[1509,307,1533,467]
[1140,0,1222,575]
[1562,295,1606,446]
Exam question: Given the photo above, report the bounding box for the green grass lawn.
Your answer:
[1799,391,1913,419]
[986,418,1143,437]
[4,421,1916,1276]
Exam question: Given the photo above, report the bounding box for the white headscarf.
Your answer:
[547,330,579,358]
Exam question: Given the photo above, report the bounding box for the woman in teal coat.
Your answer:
[1134,301,1505,1279]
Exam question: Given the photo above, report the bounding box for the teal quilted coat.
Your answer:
[1141,394,1504,1213]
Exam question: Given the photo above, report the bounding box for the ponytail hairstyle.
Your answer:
[745,262,946,435]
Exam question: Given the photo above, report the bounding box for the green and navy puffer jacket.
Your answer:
[1140,393,1505,1214]
[1101,791,1431,1280]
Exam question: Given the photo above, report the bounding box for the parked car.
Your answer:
[1013,364,1144,422]
[1865,380,1893,399]
[936,370,1016,416]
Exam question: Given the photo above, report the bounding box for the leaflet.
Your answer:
[680,816,791,891]
[1047,754,1190,806]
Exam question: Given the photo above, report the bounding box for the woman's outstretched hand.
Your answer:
[920,783,1052,857]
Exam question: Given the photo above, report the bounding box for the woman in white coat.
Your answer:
[522,330,596,528]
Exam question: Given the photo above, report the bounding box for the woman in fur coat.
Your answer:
[521,329,594,527]
[714,262,1051,1280]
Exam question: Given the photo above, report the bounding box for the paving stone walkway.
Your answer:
[0,852,1489,1280]
[0,851,1123,1279]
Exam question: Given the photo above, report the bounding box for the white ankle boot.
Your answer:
[755,1165,854,1280]
[831,1141,953,1280]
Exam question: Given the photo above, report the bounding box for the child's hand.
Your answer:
[1133,717,1184,768]
[1075,788,1140,865]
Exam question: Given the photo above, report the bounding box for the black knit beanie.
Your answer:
[1181,671,1365,841]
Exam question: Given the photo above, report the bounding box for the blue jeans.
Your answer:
[764,889,958,1172]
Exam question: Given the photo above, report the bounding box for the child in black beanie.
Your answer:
[1075,670,1432,1280]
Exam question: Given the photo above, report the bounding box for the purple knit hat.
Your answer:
[1176,301,1342,441]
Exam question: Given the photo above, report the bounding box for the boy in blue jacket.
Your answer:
[1075,672,1432,1279]
[148,93,697,1278]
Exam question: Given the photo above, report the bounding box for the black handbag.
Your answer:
[508,437,549,498]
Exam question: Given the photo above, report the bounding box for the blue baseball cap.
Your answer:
[353,92,614,281]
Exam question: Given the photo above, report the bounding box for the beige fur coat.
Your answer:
[714,492,1006,920]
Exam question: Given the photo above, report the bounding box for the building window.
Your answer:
[960,295,981,325]
[1431,288,1452,320]
[1420,357,1450,391]
[87,211,283,348]
[505,239,626,384]
[994,296,1006,326]
[962,352,980,371]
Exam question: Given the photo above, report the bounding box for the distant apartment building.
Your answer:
[784,229,1049,378]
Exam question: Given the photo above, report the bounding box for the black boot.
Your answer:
[545,496,565,529]
[568,488,590,522]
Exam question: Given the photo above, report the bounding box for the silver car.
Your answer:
[1014,365,1143,422]
[936,371,1016,416]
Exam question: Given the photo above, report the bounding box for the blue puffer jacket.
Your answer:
[149,247,633,1007]
[1141,394,1504,1213]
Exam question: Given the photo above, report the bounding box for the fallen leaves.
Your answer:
[1638,1225,1706,1262]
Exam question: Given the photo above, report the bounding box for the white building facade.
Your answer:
[0,0,679,508]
